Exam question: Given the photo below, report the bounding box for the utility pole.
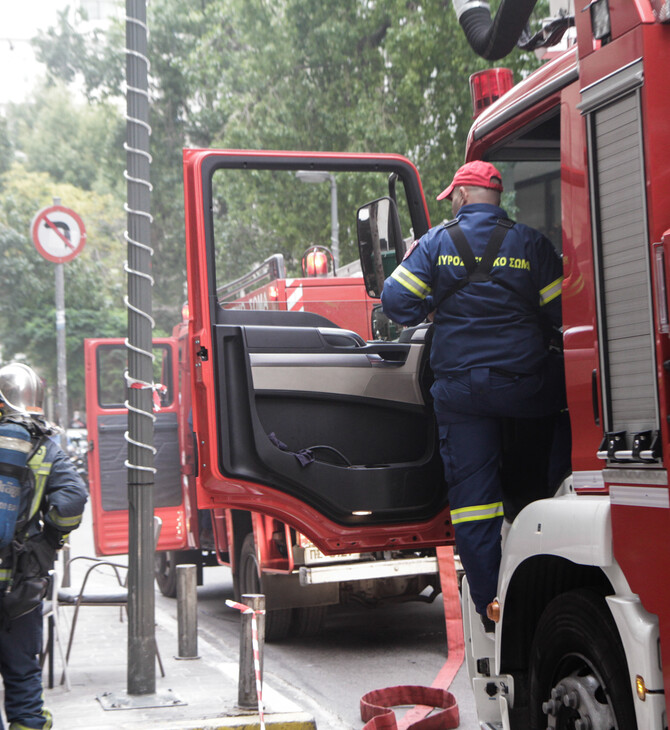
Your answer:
[125,0,155,696]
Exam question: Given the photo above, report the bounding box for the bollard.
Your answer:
[61,545,71,588]
[176,564,199,659]
[237,593,265,710]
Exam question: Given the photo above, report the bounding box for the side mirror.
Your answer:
[357,196,405,299]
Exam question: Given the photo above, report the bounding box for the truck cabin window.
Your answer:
[209,167,413,312]
[97,344,173,409]
[486,111,562,254]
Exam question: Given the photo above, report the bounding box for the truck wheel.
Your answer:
[529,588,637,730]
[291,605,327,637]
[238,533,292,642]
[155,550,178,598]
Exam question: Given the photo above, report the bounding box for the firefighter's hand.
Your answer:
[43,523,67,550]
[26,534,58,576]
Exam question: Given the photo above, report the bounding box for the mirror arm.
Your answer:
[387,172,399,206]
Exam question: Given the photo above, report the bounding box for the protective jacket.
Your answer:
[381,203,563,377]
[0,419,87,601]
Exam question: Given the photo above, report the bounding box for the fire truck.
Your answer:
[437,0,670,728]
[178,1,670,727]
[84,245,440,641]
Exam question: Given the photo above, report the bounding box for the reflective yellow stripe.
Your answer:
[10,710,52,730]
[27,446,50,522]
[46,507,81,530]
[451,501,504,525]
[390,265,432,300]
[0,568,11,580]
[539,276,563,306]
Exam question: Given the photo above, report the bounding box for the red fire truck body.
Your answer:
[445,1,670,728]
[231,276,376,340]
[85,246,440,640]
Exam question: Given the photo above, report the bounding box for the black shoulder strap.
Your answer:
[433,217,514,310]
[444,219,478,275]
[472,217,514,282]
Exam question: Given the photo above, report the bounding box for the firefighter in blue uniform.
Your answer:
[0,363,87,730]
[381,161,567,628]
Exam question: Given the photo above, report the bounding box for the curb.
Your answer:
[131,712,317,729]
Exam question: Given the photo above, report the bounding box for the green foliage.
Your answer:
[29,0,547,307]
[2,0,550,410]
[0,164,127,412]
[6,83,125,197]
[0,118,12,178]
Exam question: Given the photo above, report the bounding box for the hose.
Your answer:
[452,0,539,61]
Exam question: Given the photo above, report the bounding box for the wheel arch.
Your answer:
[498,495,616,675]
[499,554,613,674]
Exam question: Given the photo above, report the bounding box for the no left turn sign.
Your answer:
[31,205,87,264]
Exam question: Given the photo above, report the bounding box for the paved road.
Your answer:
[161,563,481,729]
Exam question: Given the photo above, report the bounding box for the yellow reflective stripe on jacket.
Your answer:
[0,568,11,582]
[45,506,80,530]
[27,445,51,523]
[539,276,563,306]
[390,265,432,300]
[450,501,504,525]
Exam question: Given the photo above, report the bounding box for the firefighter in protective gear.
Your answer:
[0,363,87,730]
[381,161,568,626]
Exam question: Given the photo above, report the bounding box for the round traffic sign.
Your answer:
[31,205,87,263]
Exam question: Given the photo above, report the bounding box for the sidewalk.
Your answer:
[36,514,316,730]
[43,595,316,729]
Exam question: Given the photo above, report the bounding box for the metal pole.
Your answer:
[125,0,155,696]
[52,195,69,449]
[330,175,339,272]
[52,196,72,584]
[237,594,265,710]
[176,564,198,659]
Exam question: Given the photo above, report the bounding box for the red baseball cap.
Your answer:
[436,160,503,201]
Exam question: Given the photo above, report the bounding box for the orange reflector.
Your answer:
[636,675,647,701]
[486,599,501,623]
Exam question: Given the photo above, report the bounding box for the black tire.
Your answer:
[529,588,637,730]
[291,605,327,637]
[155,550,178,597]
[238,533,292,642]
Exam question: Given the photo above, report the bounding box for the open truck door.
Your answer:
[84,337,189,555]
[184,150,454,553]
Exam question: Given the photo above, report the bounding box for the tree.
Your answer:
[0,164,127,414]
[30,0,547,324]
[0,118,12,178]
[6,82,125,197]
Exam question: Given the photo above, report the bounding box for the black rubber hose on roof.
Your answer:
[454,0,539,61]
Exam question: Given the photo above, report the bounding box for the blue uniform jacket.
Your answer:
[381,203,563,378]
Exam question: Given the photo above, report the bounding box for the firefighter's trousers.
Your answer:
[432,363,568,616]
[0,604,52,729]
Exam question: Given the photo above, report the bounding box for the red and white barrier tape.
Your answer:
[226,599,266,730]
[124,371,168,412]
